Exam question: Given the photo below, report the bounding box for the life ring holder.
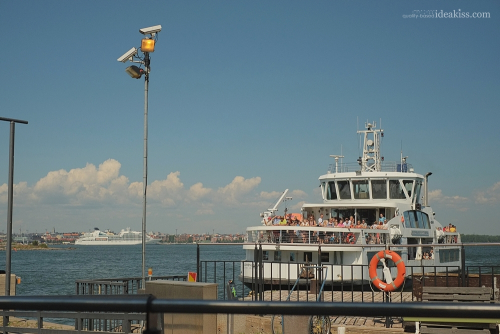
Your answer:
[369,250,406,292]
[346,233,356,244]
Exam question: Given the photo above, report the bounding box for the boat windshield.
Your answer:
[371,179,387,199]
[389,180,406,199]
[338,180,351,199]
[353,180,370,199]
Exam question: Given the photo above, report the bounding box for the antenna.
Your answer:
[330,155,344,173]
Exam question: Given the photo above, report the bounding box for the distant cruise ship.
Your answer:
[75,228,156,245]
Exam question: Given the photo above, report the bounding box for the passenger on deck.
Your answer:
[337,219,345,228]
[361,219,368,228]
[379,213,386,224]
[327,218,334,227]
[317,214,324,226]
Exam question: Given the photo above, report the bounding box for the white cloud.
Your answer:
[428,189,468,211]
[216,176,261,204]
[0,159,312,233]
[474,181,500,204]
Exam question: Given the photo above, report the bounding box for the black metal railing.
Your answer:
[75,275,188,296]
[1,295,500,327]
[197,243,500,304]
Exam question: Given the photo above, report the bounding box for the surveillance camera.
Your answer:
[117,47,138,63]
[139,25,162,35]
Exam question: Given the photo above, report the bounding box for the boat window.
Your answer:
[353,180,370,199]
[320,252,329,263]
[420,212,430,229]
[304,252,312,262]
[326,181,338,200]
[263,251,269,261]
[403,180,414,200]
[404,211,415,228]
[356,209,377,227]
[439,249,460,263]
[414,181,422,204]
[274,251,281,261]
[338,181,351,199]
[389,180,406,199]
[290,252,296,262]
[413,211,420,228]
[331,209,355,221]
[333,251,343,265]
[371,179,387,199]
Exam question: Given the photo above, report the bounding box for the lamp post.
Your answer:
[117,25,161,289]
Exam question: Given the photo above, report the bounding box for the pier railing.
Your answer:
[197,243,500,303]
[75,275,187,295]
[1,295,500,334]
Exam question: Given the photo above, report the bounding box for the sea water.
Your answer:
[0,243,498,296]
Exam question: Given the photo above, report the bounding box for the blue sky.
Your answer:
[0,1,499,235]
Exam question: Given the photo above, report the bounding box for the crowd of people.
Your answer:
[262,213,392,244]
[266,213,389,230]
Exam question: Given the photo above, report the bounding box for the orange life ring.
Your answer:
[369,250,405,292]
[346,233,356,244]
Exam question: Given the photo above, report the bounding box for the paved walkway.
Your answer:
[241,290,414,331]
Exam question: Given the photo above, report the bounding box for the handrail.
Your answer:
[1,295,499,319]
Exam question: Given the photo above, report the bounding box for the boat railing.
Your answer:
[246,226,390,245]
[328,161,414,173]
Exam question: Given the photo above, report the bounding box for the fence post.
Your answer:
[253,244,258,301]
[461,244,466,287]
[259,242,264,301]
[385,244,390,328]
[196,242,200,282]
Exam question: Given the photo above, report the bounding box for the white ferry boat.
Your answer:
[240,121,461,288]
[75,228,156,245]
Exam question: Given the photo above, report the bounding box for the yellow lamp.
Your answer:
[141,38,155,53]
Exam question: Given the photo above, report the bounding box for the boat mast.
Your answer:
[357,121,383,172]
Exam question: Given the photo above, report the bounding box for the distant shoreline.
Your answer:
[0,244,73,251]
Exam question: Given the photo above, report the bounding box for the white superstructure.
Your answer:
[75,228,156,245]
[240,121,461,287]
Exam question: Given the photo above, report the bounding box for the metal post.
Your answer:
[5,121,15,298]
[196,243,200,282]
[258,242,264,301]
[1,117,27,331]
[461,244,466,287]
[142,53,150,290]
[253,244,258,301]
[385,243,390,328]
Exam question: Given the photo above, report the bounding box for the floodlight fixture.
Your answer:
[117,47,138,63]
[139,25,162,36]
[125,65,143,79]
[141,38,155,53]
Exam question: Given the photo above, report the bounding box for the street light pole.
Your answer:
[142,53,150,288]
[117,25,160,290]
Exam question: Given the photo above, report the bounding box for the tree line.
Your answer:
[461,234,500,242]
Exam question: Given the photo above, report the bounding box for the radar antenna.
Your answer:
[357,121,383,172]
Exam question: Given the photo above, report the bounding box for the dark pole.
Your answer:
[141,52,150,290]
[1,117,28,297]
[1,117,27,330]
[196,243,200,282]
